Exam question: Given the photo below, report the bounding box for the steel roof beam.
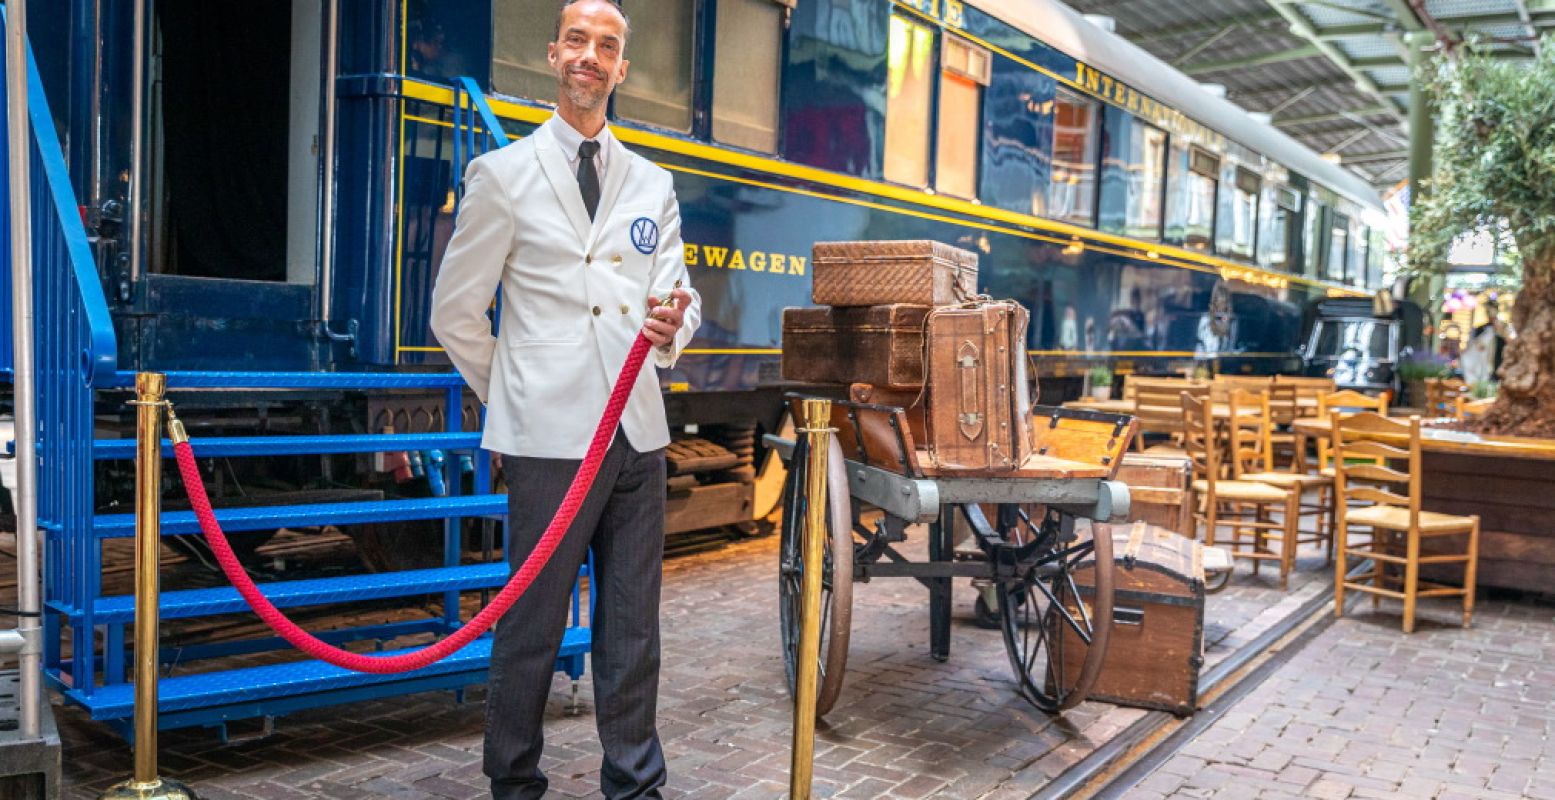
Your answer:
[1262,1,1407,122]
[1333,149,1408,165]
[1181,44,1323,75]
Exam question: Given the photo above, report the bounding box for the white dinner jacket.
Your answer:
[430,116,701,458]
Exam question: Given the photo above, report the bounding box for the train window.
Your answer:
[1098,111,1166,240]
[1327,211,1350,282]
[884,15,936,187]
[1216,164,1259,259]
[713,0,785,152]
[493,0,561,103]
[1175,146,1218,250]
[1305,198,1326,278]
[1346,217,1368,286]
[935,36,990,199]
[1263,185,1302,270]
[1049,88,1099,227]
[614,0,696,131]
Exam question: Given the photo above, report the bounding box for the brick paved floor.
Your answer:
[1133,597,1555,800]
[40,527,1358,799]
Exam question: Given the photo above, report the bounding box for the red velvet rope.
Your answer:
[171,334,654,674]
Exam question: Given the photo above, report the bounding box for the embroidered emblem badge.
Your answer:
[630,217,659,255]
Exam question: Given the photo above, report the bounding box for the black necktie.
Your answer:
[577,140,601,221]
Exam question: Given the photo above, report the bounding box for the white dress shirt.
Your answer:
[550,115,612,185]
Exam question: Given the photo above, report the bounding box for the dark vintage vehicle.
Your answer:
[1299,297,1425,393]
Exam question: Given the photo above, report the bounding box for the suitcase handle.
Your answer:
[956,340,983,440]
[1114,606,1145,626]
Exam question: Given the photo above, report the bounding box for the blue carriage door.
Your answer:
[130,0,331,370]
[150,1,322,286]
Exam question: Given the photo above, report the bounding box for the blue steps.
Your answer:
[68,628,590,725]
[92,431,484,460]
[84,494,507,539]
[91,563,514,623]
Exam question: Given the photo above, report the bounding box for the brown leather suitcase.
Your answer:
[780,304,930,389]
[922,301,1032,472]
[1049,521,1206,716]
[811,240,978,307]
[1116,453,1193,534]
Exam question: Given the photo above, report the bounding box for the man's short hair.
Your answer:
[555,0,632,45]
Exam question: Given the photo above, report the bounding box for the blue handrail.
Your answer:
[2,10,121,694]
[0,16,118,385]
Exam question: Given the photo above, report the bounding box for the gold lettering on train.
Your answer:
[1073,60,1227,150]
[683,243,807,277]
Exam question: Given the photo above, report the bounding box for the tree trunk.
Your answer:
[1477,263,1555,437]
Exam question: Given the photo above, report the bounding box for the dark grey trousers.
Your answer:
[485,435,667,800]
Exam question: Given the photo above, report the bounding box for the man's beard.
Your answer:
[560,67,610,111]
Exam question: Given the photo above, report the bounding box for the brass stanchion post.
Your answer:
[101,373,197,800]
[789,398,831,800]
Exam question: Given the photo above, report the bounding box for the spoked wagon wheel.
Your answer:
[991,507,1114,713]
[778,434,854,718]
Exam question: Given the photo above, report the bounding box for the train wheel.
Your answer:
[995,512,1114,713]
[777,434,853,718]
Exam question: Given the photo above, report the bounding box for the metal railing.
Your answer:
[3,2,119,743]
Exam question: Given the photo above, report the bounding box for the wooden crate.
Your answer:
[1115,453,1193,534]
[780,304,929,389]
[811,240,978,307]
[1049,522,1206,716]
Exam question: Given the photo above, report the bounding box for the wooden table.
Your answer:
[1290,417,1555,462]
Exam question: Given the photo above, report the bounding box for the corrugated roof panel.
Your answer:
[1365,66,1412,85]
[1425,0,1518,18]
[1336,38,1402,59]
[1298,5,1384,26]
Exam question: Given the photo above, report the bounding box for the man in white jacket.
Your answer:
[429,1,699,796]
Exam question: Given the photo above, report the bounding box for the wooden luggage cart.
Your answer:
[770,397,1137,715]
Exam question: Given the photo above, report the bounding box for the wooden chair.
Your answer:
[1313,390,1391,476]
[1226,388,1335,563]
[1275,375,1337,417]
[1132,379,1209,454]
[1182,392,1301,588]
[1454,395,1493,419]
[1425,378,1470,416]
[1211,375,1272,404]
[1332,413,1479,632]
[1265,383,1301,469]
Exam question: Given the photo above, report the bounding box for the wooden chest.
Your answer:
[1115,454,1193,535]
[811,240,978,307]
[1049,522,1206,716]
[780,305,929,389]
[922,301,1032,473]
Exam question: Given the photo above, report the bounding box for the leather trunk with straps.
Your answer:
[780,304,930,389]
[811,240,979,307]
[922,301,1033,473]
[1048,521,1206,716]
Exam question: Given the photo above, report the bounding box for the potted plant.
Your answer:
[1396,351,1453,409]
[1411,46,1554,438]
[1401,43,1555,594]
[1087,365,1114,400]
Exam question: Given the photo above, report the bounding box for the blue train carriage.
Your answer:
[30,0,1386,545]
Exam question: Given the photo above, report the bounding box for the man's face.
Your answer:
[548,1,629,113]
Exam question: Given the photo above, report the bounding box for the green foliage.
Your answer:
[1397,352,1453,381]
[1088,365,1113,387]
[1471,380,1498,399]
[1410,42,1555,277]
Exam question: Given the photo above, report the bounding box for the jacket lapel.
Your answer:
[585,134,633,252]
[533,121,593,246]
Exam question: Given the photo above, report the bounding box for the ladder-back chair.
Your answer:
[1331,413,1479,632]
[1227,388,1335,562]
[1183,392,1302,588]
[1133,379,1209,454]
[1313,389,1391,475]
